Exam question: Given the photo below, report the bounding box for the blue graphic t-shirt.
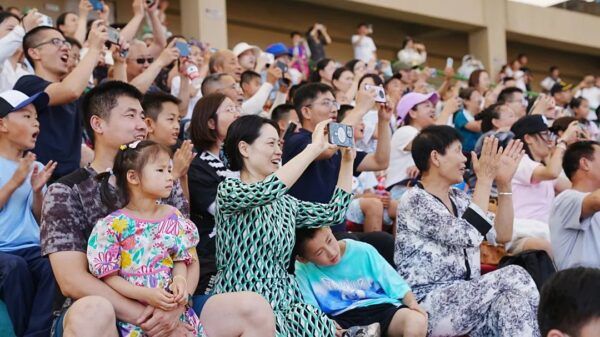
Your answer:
[295,239,411,315]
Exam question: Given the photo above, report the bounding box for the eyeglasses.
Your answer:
[537,131,556,143]
[33,38,71,50]
[135,57,154,65]
[306,100,340,110]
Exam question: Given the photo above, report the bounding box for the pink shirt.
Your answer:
[511,155,557,223]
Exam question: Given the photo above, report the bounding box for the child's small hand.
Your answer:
[170,275,188,305]
[142,287,177,311]
[340,147,356,163]
[10,153,36,188]
[172,140,195,180]
[31,160,57,193]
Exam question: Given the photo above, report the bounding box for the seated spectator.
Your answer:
[551,83,572,109]
[540,66,561,93]
[41,81,275,337]
[386,92,460,199]
[0,89,57,337]
[396,36,426,67]
[214,115,353,336]
[128,39,181,94]
[209,49,243,82]
[468,69,491,96]
[306,23,331,62]
[569,97,599,139]
[351,22,377,64]
[497,87,527,118]
[392,61,419,93]
[294,227,427,337]
[549,141,600,270]
[14,22,107,182]
[474,103,517,156]
[309,58,336,86]
[454,87,483,154]
[240,70,262,100]
[271,103,300,143]
[187,93,241,295]
[395,126,540,336]
[344,59,367,77]
[232,42,260,72]
[538,267,600,337]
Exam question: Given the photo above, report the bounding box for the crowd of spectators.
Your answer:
[0,1,599,337]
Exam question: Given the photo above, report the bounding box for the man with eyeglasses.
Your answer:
[13,21,108,183]
[498,87,528,118]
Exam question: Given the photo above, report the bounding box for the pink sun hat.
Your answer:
[396,92,439,122]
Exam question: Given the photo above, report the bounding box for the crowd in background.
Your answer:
[0,1,599,337]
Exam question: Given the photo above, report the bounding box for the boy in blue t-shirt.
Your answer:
[0,90,57,336]
[294,226,427,337]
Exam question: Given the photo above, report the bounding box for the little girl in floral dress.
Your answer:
[87,140,203,337]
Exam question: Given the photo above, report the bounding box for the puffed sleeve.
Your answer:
[173,212,200,264]
[86,215,123,278]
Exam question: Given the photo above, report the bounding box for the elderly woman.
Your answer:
[214,116,353,336]
[394,125,541,336]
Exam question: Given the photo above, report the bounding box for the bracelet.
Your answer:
[498,192,513,196]
[172,275,187,284]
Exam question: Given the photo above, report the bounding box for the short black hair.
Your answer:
[0,11,19,25]
[56,12,75,32]
[292,82,335,124]
[344,59,361,73]
[22,26,64,67]
[82,81,143,145]
[336,104,354,122]
[479,103,505,133]
[190,93,227,152]
[201,73,230,96]
[549,65,559,73]
[384,73,403,90]
[240,70,261,85]
[411,125,463,172]
[290,31,301,38]
[332,66,351,82]
[293,227,323,258]
[497,87,524,104]
[142,92,181,121]
[223,115,280,171]
[459,87,478,101]
[569,96,587,110]
[502,76,516,84]
[271,104,295,123]
[357,73,383,89]
[538,267,600,337]
[562,140,600,180]
[65,36,82,50]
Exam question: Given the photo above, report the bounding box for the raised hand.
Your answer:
[78,0,93,17]
[310,120,337,154]
[340,146,356,163]
[560,120,581,145]
[377,100,394,122]
[98,1,110,22]
[31,160,57,193]
[471,137,502,183]
[87,20,109,51]
[21,9,42,32]
[157,40,180,67]
[10,153,36,189]
[172,140,195,180]
[494,139,525,186]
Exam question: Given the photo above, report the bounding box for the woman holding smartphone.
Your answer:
[213,116,353,337]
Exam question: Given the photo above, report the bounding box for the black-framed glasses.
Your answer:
[33,38,71,50]
[538,130,556,143]
[135,57,154,65]
[306,100,340,110]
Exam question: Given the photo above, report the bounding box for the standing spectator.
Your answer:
[0,89,57,337]
[306,23,331,62]
[351,23,377,64]
[396,36,427,67]
[232,42,260,72]
[14,22,108,182]
[549,141,600,270]
[454,87,483,154]
[290,32,311,80]
[55,0,93,45]
[540,66,562,93]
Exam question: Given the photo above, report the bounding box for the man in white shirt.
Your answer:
[549,140,600,270]
[351,23,376,64]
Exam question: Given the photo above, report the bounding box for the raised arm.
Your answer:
[119,0,145,43]
[532,122,578,182]
[436,96,461,126]
[146,2,168,58]
[241,66,280,115]
[130,40,179,93]
[73,0,92,44]
[45,21,107,105]
[357,103,392,171]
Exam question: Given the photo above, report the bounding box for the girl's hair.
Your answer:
[332,66,351,82]
[569,96,587,110]
[357,73,383,89]
[0,11,19,25]
[309,58,333,83]
[190,93,228,152]
[344,59,361,73]
[97,140,172,211]
[468,69,487,89]
[223,115,280,171]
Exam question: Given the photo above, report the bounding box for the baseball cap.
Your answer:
[550,82,572,96]
[396,92,439,122]
[232,42,261,58]
[265,43,292,58]
[0,90,49,118]
[510,115,548,139]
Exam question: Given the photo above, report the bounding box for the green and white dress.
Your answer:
[213,174,352,337]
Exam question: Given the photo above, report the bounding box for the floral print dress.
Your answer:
[87,206,203,337]
[214,174,352,337]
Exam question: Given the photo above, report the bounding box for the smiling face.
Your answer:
[0,104,40,151]
[433,140,467,184]
[92,96,148,151]
[241,123,282,177]
[146,102,181,147]
[300,91,338,131]
[297,227,342,266]
[408,100,436,129]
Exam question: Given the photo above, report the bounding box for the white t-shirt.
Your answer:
[351,35,376,63]
[385,125,419,188]
[576,86,600,115]
[355,109,378,153]
[549,189,600,270]
[0,59,31,93]
[511,155,558,223]
[171,76,203,120]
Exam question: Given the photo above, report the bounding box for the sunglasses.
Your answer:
[135,57,154,65]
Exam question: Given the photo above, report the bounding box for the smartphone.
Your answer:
[88,0,104,11]
[446,57,454,69]
[327,123,354,148]
[275,60,288,74]
[365,84,386,103]
[39,14,53,27]
[176,41,190,57]
[106,26,119,45]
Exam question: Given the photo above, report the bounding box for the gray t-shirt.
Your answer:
[549,189,600,270]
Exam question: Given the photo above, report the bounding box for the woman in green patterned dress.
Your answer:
[213,115,354,336]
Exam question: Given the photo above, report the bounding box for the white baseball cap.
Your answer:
[0,90,49,118]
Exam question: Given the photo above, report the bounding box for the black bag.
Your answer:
[498,250,556,290]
